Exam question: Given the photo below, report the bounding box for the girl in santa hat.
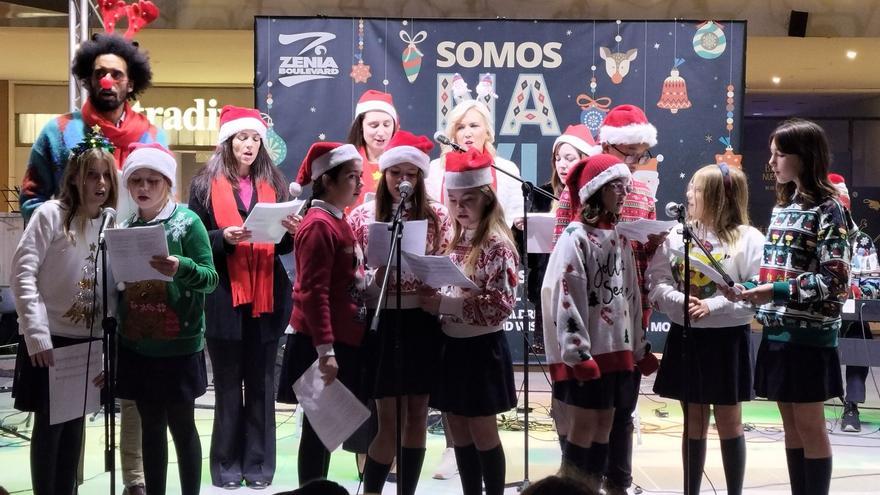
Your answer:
[346,89,399,209]
[540,154,658,494]
[187,106,298,490]
[115,143,218,495]
[278,142,369,486]
[347,130,453,495]
[647,163,764,495]
[419,148,519,495]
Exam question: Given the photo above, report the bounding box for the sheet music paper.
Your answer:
[526,212,556,254]
[366,220,428,267]
[615,219,678,244]
[49,342,102,425]
[401,252,479,290]
[104,224,171,282]
[292,360,370,452]
[242,200,305,243]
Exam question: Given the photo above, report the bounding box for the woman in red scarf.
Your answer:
[188,106,298,490]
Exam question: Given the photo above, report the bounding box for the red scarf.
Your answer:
[210,176,276,317]
[81,100,154,167]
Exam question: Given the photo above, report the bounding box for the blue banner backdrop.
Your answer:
[255,17,747,361]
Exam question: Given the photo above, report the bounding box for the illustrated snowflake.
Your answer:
[167,213,194,243]
[705,134,713,142]
[318,133,326,140]
[654,43,660,49]
[310,107,316,113]
[566,30,572,35]
[679,172,686,179]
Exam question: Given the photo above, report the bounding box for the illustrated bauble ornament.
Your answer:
[261,114,288,166]
[399,30,427,83]
[657,61,692,114]
[716,138,742,169]
[576,93,612,135]
[693,21,727,59]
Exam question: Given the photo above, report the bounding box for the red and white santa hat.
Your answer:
[355,89,398,124]
[565,153,632,211]
[444,147,494,191]
[217,105,268,144]
[122,142,177,189]
[288,142,362,198]
[378,130,434,177]
[554,124,602,157]
[828,173,851,209]
[598,104,658,147]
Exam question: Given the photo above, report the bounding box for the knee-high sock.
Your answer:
[362,455,392,494]
[785,448,806,495]
[477,445,506,495]
[684,438,707,495]
[399,447,426,495]
[558,434,568,451]
[720,436,746,495]
[562,441,590,474]
[453,444,482,495]
[803,457,832,495]
[587,442,609,476]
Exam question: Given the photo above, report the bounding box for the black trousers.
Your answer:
[843,321,873,403]
[207,324,279,485]
[30,412,84,495]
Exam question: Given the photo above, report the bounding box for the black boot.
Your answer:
[399,447,426,495]
[684,438,707,495]
[453,444,482,495]
[720,436,746,495]
[477,445,506,495]
[362,456,392,494]
[785,448,806,495]
[803,457,832,495]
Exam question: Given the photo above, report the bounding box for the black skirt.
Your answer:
[276,332,364,405]
[553,371,634,410]
[754,338,843,403]
[429,331,516,417]
[364,308,443,398]
[12,335,101,414]
[653,323,754,405]
[115,345,207,403]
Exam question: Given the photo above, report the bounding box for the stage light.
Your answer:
[846,50,858,60]
[771,76,781,85]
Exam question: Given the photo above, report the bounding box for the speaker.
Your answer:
[789,10,808,37]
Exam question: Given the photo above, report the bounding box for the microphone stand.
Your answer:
[370,194,408,495]
[99,232,117,495]
[671,207,693,495]
[491,163,557,491]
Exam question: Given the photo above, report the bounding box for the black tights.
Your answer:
[136,400,201,495]
[297,415,331,486]
[30,412,84,495]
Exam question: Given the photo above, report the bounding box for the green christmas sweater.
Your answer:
[117,203,218,357]
[747,197,852,347]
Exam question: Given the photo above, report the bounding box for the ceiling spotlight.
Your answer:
[846,50,857,59]
[771,76,781,85]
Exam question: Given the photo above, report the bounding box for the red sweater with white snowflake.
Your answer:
[541,221,649,383]
[291,201,367,349]
[437,230,519,338]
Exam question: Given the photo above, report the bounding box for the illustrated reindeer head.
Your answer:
[599,47,638,85]
[99,0,159,40]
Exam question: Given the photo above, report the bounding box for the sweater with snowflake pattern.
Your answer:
[747,197,852,347]
[437,230,519,338]
[541,221,646,383]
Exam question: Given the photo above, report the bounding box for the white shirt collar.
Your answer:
[312,199,344,219]
[136,199,176,224]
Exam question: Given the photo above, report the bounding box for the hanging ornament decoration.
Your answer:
[657,58,692,114]
[350,19,372,84]
[576,23,611,137]
[262,82,287,166]
[399,28,427,83]
[715,137,742,168]
[693,21,727,59]
[724,83,735,131]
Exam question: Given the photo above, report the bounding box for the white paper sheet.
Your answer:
[842,299,856,314]
[401,252,479,290]
[526,212,556,254]
[49,341,102,425]
[616,219,678,244]
[366,220,428,267]
[292,360,370,452]
[242,200,305,243]
[104,224,171,282]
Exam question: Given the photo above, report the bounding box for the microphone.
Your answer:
[434,131,466,153]
[665,201,686,219]
[98,207,116,245]
[398,180,413,200]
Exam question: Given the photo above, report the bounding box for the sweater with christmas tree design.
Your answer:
[117,202,218,357]
[747,197,852,347]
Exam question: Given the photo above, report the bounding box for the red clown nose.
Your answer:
[99,74,114,89]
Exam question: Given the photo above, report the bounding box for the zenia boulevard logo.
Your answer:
[278,32,340,87]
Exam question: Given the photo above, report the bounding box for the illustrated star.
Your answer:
[566,30,572,36]
[350,62,372,84]
[91,124,101,133]
[310,107,316,113]
[654,43,660,49]
[680,172,686,179]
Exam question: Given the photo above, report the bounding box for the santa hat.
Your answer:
[828,173,851,209]
[554,124,602,157]
[355,89,398,124]
[565,153,631,212]
[599,104,658,147]
[444,147,494,190]
[288,142,361,198]
[217,105,268,144]
[378,130,434,177]
[122,142,177,189]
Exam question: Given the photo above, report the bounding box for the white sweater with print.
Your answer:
[11,201,111,355]
[646,224,764,328]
